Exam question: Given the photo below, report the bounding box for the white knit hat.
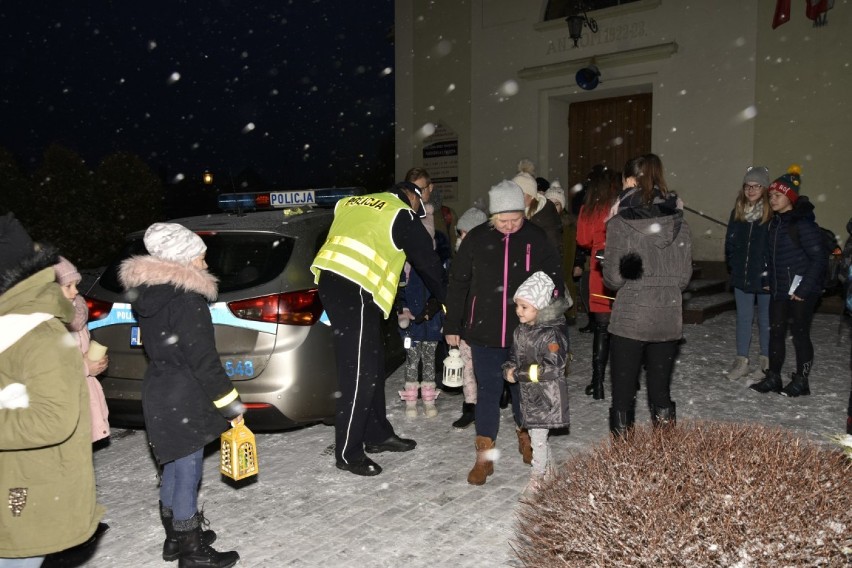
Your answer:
[544,180,566,210]
[143,222,206,264]
[488,180,526,214]
[514,271,555,310]
[456,207,488,233]
[511,172,539,198]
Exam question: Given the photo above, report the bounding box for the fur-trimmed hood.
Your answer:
[531,296,571,327]
[118,255,218,317]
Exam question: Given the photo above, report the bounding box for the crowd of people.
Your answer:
[1,154,849,567]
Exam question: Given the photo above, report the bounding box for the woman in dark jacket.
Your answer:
[119,222,244,568]
[724,166,772,381]
[750,166,827,397]
[444,180,564,485]
[512,160,563,253]
[602,154,692,436]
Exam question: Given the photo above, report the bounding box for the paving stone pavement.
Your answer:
[82,312,850,567]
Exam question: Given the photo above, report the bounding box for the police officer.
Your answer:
[311,182,446,476]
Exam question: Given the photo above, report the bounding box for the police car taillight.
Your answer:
[228,290,323,326]
[85,296,113,321]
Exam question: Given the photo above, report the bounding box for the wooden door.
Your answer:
[567,93,652,189]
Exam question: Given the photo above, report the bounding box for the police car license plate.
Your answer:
[130,326,143,347]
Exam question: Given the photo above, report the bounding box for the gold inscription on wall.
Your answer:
[546,21,646,54]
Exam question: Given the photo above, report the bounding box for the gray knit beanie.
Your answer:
[513,271,555,310]
[144,222,206,264]
[743,166,770,188]
[488,180,526,214]
[456,207,488,234]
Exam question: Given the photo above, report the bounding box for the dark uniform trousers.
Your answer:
[318,270,395,464]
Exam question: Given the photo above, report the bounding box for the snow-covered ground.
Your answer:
[80,310,850,567]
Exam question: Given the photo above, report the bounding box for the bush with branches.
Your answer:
[514,421,851,566]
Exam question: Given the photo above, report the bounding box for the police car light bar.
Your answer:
[217,187,364,212]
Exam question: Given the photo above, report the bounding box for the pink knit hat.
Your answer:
[54,256,82,286]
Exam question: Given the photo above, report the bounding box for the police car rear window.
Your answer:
[98,233,295,294]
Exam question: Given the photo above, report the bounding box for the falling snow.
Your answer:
[81,310,850,567]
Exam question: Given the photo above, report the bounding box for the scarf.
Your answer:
[744,201,764,223]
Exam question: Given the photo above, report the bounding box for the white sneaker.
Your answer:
[725,356,749,380]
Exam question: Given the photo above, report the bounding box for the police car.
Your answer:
[83,188,404,431]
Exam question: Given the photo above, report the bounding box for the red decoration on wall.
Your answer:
[772,0,791,29]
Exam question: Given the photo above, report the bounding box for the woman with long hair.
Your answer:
[724,167,772,381]
[576,164,620,399]
[602,154,692,436]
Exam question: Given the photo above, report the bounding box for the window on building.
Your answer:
[544,0,642,21]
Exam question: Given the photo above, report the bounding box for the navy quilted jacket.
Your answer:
[725,210,770,294]
[765,197,827,300]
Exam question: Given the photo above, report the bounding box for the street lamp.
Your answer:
[203,170,214,185]
[566,3,598,48]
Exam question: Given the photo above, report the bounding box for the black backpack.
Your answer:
[788,222,843,293]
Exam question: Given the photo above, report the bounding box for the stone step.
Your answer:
[685,278,727,296]
[683,291,736,324]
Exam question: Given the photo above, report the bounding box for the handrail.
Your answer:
[683,205,727,228]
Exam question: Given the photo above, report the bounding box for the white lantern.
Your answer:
[442,348,465,388]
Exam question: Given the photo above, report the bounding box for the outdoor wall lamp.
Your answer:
[566,4,598,48]
[203,170,214,185]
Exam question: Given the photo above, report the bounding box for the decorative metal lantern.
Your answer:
[442,348,465,388]
[220,420,258,481]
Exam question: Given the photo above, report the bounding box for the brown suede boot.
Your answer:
[467,435,495,485]
[516,427,533,465]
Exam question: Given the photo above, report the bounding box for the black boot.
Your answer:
[452,402,476,429]
[749,370,783,394]
[160,502,217,562]
[609,407,634,439]
[174,515,238,568]
[781,372,810,397]
[499,384,510,409]
[585,324,609,400]
[651,401,676,428]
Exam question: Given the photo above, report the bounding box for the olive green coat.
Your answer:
[0,267,104,557]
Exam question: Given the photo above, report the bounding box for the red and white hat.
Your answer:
[768,164,802,204]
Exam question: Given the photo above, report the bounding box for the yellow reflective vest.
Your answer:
[311,192,409,318]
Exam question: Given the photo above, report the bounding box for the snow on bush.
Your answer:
[513,421,851,567]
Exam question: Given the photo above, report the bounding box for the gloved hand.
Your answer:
[414,297,443,323]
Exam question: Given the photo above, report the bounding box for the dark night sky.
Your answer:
[0,1,395,188]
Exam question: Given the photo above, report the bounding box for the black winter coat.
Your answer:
[444,220,564,349]
[118,256,244,464]
[502,297,571,429]
[725,210,770,294]
[530,197,564,255]
[765,197,827,301]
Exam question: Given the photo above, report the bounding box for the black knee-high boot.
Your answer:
[585,323,609,399]
[651,401,676,428]
[609,407,635,438]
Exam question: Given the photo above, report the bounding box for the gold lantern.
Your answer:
[442,348,465,388]
[220,419,258,481]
